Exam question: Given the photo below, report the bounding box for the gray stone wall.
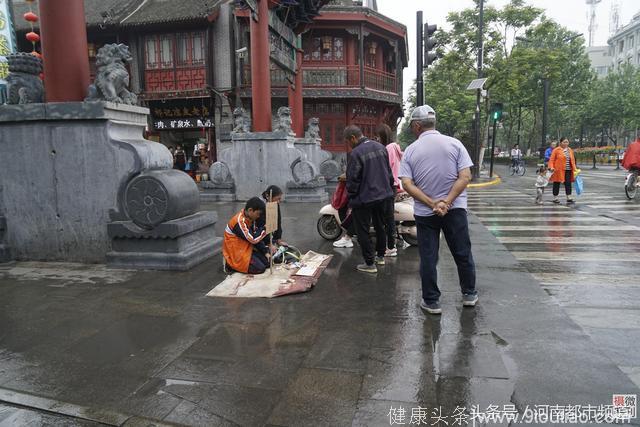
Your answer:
[0,102,171,262]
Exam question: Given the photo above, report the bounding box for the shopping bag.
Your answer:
[575,175,584,195]
[331,181,349,209]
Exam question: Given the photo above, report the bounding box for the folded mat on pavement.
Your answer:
[207,251,332,298]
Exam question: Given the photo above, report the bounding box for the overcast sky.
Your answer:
[376,0,640,105]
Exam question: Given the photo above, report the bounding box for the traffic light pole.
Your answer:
[416,11,423,107]
[489,118,497,178]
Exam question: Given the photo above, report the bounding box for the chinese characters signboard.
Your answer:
[269,10,298,75]
[153,118,213,130]
[149,99,214,131]
[0,0,17,79]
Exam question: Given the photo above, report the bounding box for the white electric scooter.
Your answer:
[317,196,418,246]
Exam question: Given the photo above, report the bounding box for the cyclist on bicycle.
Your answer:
[622,137,640,175]
[510,144,522,169]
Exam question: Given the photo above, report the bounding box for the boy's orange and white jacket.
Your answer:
[222,210,268,273]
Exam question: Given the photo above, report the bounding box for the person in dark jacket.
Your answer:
[345,125,394,273]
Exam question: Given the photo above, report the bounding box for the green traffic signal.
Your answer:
[491,102,503,121]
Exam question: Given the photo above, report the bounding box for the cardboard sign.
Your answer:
[265,201,278,234]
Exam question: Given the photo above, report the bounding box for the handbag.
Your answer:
[331,181,349,209]
[575,175,584,195]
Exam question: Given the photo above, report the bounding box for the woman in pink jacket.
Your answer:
[375,123,403,257]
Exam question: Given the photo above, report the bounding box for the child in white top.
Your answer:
[535,165,553,205]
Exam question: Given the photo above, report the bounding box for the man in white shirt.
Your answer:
[399,105,478,315]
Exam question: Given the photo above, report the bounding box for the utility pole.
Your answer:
[472,0,484,180]
[516,105,522,148]
[416,11,423,106]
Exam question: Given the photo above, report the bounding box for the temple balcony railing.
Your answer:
[241,64,397,94]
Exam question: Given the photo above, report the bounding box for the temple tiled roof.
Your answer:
[12,0,223,31]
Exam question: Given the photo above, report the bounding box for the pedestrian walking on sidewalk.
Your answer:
[548,137,577,204]
[399,105,477,315]
[345,125,395,273]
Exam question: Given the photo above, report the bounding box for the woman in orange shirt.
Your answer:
[548,137,578,204]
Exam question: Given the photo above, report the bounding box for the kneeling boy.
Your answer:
[223,197,270,274]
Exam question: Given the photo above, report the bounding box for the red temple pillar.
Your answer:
[250,0,272,131]
[39,0,90,102]
[288,48,304,137]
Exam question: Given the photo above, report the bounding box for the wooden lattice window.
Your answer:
[303,36,344,63]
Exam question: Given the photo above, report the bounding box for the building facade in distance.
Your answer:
[608,11,640,72]
[587,46,610,78]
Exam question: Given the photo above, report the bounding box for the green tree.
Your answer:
[407,0,595,156]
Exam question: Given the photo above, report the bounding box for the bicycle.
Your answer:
[625,169,639,199]
[509,158,526,176]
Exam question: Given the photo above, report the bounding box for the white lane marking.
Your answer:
[498,236,640,244]
[470,207,573,211]
[532,273,640,286]
[474,211,588,216]
[512,251,636,261]
[586,204,640,208]
[487,225,638,230]
[479,216,614,222]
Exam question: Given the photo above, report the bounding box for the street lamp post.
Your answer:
[472,0,485,180]
[416,11,424,107]
[541,78,549,158]
[514,33,582,159]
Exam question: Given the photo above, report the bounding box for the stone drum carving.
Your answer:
[209,162,233,185]
[124,170,199,229]
[275,106,293,134]
[5,53,44,104]
[306,117,320,139]
[320,159,341,181]
[291,158,317,185]
[232,107,251,133]
[85,44,137,105]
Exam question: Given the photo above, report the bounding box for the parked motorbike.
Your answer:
[317,196,418,246]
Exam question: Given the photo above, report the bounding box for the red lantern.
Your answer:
[26,32,40,43]
[23,12,38,22]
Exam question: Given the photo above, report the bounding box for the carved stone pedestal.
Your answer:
[286,159,328,203]
[107,212,221,271]
[208,130,327,202]
[0,101,221,269]
[199,162,236,201]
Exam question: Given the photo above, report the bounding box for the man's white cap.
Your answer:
[410,105,436,121]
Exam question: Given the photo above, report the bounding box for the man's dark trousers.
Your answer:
[352,200,387,265]
[415,208,476,304]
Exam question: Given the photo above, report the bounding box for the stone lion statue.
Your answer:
[85,44,137,105]
[5,53,44,104]
[275,106,293,134]
[306,117,320,139]
[232,107,251,133]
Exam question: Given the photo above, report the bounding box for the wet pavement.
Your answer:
[0,185,639,426]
